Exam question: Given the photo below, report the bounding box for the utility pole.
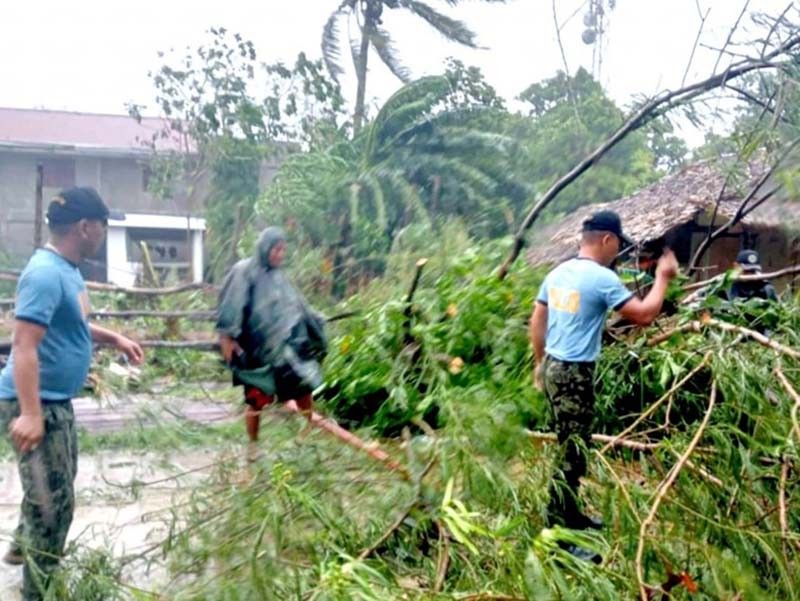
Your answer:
[33,164,44,248]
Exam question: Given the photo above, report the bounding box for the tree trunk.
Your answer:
[353,10,373,135]
[331,212,352,299]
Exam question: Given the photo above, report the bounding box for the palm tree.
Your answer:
[262,76,527,295]
[322,0,508,134]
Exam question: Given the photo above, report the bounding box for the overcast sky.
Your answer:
[0,1,795,145]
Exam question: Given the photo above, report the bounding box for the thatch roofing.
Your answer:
[527,160,800,266]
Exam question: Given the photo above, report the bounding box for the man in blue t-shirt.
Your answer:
[0,187,144,600]
[529,210,678,541]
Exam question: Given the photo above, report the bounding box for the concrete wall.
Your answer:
[0,145,289,265]
[0,151,196,263]
[0,153,38,263]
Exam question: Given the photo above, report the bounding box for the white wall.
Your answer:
[105,217,206,286]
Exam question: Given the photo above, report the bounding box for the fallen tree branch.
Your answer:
[357,457,436,560]
[403,258,428,344]
[688,174,784,273]
[405,258,428,305]
[779,457,789,551]
[594,451,642,524]
[647,322,703,345]
[527,430,661,452]
[91,310,216,320]
[92,309,358,322]
[682,263,800,294]
[281,399,409,478]
[775,366,800,442]
[357,501,418,561]
[434,519,451,593]
[702,316,800,359]
[0,338,224,354]
[636,381,717,601]
[0,270,215,295]
[600,352,712,455]
[497,32,800,279]
[679,454,724,488]
[327,310,360,323]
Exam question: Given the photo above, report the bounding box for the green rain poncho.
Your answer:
[216,227,327,394]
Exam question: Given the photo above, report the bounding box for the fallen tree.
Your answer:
[48,236,796,601]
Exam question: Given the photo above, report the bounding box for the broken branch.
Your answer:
[682,263,800,294]
[703,317,800,359]
[599,352,712,455]
[636,381,717,601]
[527,430,661,452]
[357,457,436,560]
[498,31,800,279]
[775,366,800,442]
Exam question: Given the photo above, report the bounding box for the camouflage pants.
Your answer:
[0,401,78,601]
[542,356,596,526]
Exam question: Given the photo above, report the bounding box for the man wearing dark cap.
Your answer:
[529,210,678,552]
[0,187,144,600]
[729,250,778,302]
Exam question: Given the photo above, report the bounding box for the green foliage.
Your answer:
[48,239,800,599]
[315,234,542,435]
[50,549,127,601]
[514,68,685,216]
[259,74,529,294]
[136,29,347,282]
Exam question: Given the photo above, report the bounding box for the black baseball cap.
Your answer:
[736,249,761,271]
[46,187,125,225]
[582,210,633,246]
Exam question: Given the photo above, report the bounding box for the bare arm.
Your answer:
[89,323,121,345]
[10,320,47,452]
[529,301,548,364]
[617,250,679,326]
[90,323,144,365]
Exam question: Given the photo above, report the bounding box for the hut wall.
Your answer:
[687,224,794,289]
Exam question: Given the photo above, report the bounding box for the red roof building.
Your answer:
[0,107,185,156]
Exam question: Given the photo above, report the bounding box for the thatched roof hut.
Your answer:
[527,160,800,276]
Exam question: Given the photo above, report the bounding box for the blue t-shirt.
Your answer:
[536,258,633,362]
[0,249,93,401]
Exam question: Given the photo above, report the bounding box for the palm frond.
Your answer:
[370,27,412,83]
[360,173,389,232]
[322,8,348,81]
[364,76,451,159]
[401,0,479,47]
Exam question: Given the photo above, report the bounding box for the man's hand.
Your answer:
[10,413,44,453]
[220,335,243,364]
[90,325,145,365]
[115,335,145,365]
[533,362,544,391]
[656,249,679,280]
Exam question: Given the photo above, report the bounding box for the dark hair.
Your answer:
[48,221,77,237]
[581,230,609,243]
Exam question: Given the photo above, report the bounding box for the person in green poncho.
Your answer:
[216,227,327,456]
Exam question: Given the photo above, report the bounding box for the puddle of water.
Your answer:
[0,448,225,599]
